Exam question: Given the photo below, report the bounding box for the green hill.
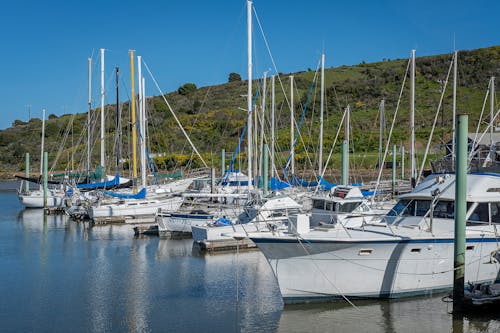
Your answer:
[1,46,499,180]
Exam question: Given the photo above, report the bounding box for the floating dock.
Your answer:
[195,239,257,252]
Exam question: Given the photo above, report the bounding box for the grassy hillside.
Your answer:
[1,46,499,180]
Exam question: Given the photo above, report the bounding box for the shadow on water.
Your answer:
[279,294,500,333]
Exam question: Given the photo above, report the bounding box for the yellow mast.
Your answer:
[129,50,137,182]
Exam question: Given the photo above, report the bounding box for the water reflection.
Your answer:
[278,295,500,333]
[1,190,499,333]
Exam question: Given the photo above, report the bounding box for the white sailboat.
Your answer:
[18,109,65,209]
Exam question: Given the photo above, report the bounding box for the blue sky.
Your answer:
[0,0,497,129]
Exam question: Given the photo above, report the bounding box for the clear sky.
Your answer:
[0,0,497,129]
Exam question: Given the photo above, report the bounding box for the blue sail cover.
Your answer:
[271,177,291,190]
[76,173,121,190]
[318,176,336,190]
[290,174,318,187]
[103,188,147,199]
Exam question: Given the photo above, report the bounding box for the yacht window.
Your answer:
[432,201,454,218]
[339,201,362,213]
[468,203,489,224]
[415,201,431,217]
[387,199,431,217]
[313,200,325,209]
[326,202,334,211]
[466,245,475,251]
[490,202,500,224]
[410,248,421,253]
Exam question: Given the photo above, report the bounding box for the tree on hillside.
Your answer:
[178,83,197,95]
[228,72,241,82]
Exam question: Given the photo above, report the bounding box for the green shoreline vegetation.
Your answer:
[1,46,499,181]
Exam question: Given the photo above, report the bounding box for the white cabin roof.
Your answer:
[399,173,500,202]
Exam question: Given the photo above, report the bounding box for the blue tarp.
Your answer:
[318,176,336,190]
[213,217,232,226]
[271,177,291,190]
[103,188,147,199]
[76,173,120,190]
[291,174,318,187]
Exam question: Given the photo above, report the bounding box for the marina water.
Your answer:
[1,184,499,332]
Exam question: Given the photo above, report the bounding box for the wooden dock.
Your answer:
[195,239,257,253]
[93,215,156,225]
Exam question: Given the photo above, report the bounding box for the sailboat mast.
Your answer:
[40,109,46,177]
[87,57,92,179]
[490,76,495,155]
[258,71,267,185]
[129,50,137,181]
[319,53,325,176]
[290,75,295,175]
[379,99,385,169]
[345,105,350,182]
[452,50,457,164]
[138,55,144,188]
[271,75,275,179]
[410,49,416,186]
[116,67,121,172]
[247,0,253,191]
[141,76,147,189]
[100,48,105,173]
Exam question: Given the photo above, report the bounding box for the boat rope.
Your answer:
[295,234,359,309]
[314,111,346,193]
[142,59,208,168]
[469,81,491,161]
[298,237,500,276]
[223,80,262,186]
[371,58,411,206]
[417,53,454,182]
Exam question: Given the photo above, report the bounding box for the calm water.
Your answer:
[1,188,499,333]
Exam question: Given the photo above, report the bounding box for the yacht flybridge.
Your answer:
[248,173,500,303]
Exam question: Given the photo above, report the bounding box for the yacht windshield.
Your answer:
[387,199,432,217]
[387,199,455,219]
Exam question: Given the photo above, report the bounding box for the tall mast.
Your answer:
[246,0,253,191]
[290,75,295,175]
[100,48,105,174]
[379,99,385,169]
[141,75,147,189]
[116,67,121,172]
[345,105,350,183]
[490,76,496,162]
[410,49,416,186]
[87,57,92,179]
[452,50,457,164]
[138,55,144,188]
[129,50,137,181]
[271,75,275,179]
[319,53,325,176]
[258,71,267,184]
[40,109,46,177]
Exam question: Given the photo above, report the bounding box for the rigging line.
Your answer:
[470,82,491,160]
[142,59,208,168]
[283,62,320,177]
[371,58,411,205]
[314,111,346,194]
[299,236,499,276]
[252,7,292,111]
[417,53,454,181]
[469,107,500,164]
[296,235,359,309]
[50,113,76,173]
